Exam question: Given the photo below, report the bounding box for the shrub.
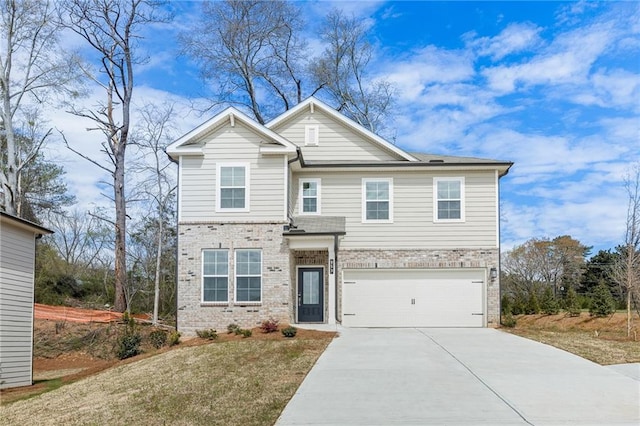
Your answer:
[117,333,142,359]
[501,313,517,328]
[260,317,280,333]
[149,329,168,349]
[563,286,581,316]
[281,326,297,338]
[511,292,527,315]
[525,290,541,315]
[540,287,560,315]
[501,294,513,316]
[589,280,615,317]
[168,331,181,346]
[239,329,252,338]
[196,329,218,340]
[227,323,240,334]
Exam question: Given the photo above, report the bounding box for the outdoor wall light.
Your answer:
[490,267,498,280]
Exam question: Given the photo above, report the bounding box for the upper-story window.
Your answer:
[434,177,465,222]
[305,125,319,146]
[362,178,393,223]
[216,163,249,212]
[299,178,321,214]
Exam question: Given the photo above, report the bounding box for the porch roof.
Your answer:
[284,216,346,236]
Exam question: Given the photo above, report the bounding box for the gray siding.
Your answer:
[179,122,287,223]
[292,170,498,249]
[0,223,35,389]
[272,109,401,162]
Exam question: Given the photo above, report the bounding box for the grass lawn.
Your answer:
[503,312,640,365]
[0,336,333,425]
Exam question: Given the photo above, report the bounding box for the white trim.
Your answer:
[283,157,289,221]
[495,170,500,248]
[305,125,319,146]
[167,106,297,159]
[295,265,326,323]
[298,178,321,215]
[201,249,230,304]
[177,156,183,222]
[265,97,418,162]
[234,249,262,304]
[216,162,250,213]
[362,178,393,223]
[433,177,465,223]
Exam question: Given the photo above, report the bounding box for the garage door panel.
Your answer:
[342,270,485,328]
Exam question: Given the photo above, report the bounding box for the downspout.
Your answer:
[286,147,302,224]
[334,234,341,324]
[165,151,180,331]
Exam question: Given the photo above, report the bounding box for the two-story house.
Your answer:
[167,97,512,335]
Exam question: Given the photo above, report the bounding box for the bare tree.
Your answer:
[611,165,640,337]
[61,0,166,312]
[0,0,76,216]
[130,102,176,324]
[312,9,395,134]
[180,0,308,123]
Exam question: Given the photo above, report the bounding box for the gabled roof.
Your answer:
[266,97,418,162]
[166,107,297,159]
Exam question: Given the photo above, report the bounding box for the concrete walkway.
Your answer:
[276,328,640,425]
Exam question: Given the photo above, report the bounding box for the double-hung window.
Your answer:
[217,163,249,212]
[202,250,228,303]
[299,178,321,214]
[434,177,465,222]
[362,178,393,222]
[235,249,262,303]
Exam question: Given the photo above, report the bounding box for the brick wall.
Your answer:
[177,222,291,336]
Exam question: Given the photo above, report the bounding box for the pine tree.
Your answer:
[541,286,560,315]
[526,290,541,315]
[564,286,582,317]
[501,293,513,315]
[589,280,616,317]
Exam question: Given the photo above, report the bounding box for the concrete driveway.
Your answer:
[276,328,640,425]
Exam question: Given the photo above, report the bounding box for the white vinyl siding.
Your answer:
[271,109,402,161]
[292,170,498,249]
[434,177,465,222]
[362,178,393,223]
[179,122,286,222]
[0,223,36,389]
[202,250,229,303]
[235,249,262,303]
[299,178,321,215]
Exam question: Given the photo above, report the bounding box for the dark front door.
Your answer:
[298,268,324,322]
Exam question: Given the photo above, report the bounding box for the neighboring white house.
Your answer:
[0,212,52,389]
[167,97,513,335]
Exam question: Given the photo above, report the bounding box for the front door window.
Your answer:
[298,268,323,322]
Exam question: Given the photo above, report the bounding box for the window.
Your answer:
[362,178,393,222]
[434,177,465,222]
[305,125,319,146]
[235,249,262,303]
[202,250,228,303]
[299,178,321,214]
[216,163,249,212]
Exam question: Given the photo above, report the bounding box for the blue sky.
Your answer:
[51,1,640,255]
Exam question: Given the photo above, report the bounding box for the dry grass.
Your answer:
[504,312,640,365]
[0,337,332,425]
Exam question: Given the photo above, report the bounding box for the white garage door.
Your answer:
[342,269,485,327]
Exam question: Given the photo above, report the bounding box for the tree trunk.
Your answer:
[152,219,163,325]
[113,148,127,312]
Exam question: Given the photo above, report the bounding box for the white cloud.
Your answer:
[465,22,543,61]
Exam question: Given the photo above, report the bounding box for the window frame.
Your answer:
[298,178,321,215]
[216,162,250,213]
[361,178,393,223]
[234,249,262,304]
[201,249,229,304]
[433,177,465,223]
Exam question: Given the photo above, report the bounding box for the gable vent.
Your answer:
[305,125,319,146]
